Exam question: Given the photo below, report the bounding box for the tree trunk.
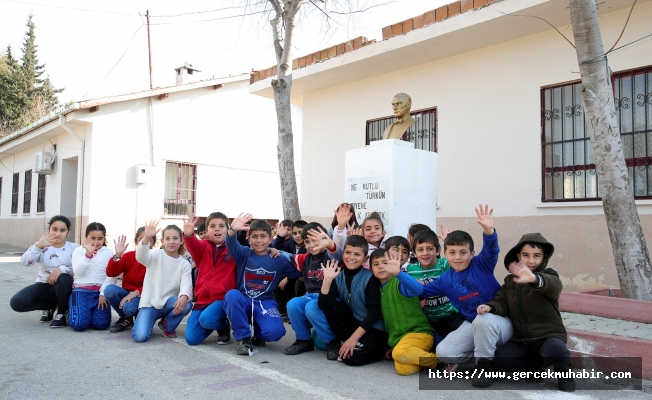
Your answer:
[272,75,301,220]
[570,0,652,300]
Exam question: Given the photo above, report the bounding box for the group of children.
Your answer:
[9,203,575,391]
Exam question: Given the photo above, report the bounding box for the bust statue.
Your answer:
[382,93,417,140]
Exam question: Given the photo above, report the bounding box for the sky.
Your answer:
[0,0,448,103]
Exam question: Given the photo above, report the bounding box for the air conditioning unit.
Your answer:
[34,150,56,175]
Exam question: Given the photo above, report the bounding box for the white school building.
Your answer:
[0,68,302,249]
[249,0,652,290]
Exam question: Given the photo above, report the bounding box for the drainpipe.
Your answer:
[59,114,85,244]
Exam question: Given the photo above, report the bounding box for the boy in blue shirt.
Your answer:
[223,213,303,355]
[421,204,513,387]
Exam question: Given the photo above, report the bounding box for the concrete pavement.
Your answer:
[1,252,651,399]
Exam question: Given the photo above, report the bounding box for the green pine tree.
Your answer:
[0,15,63,136]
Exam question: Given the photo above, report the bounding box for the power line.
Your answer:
[149,6,250,18]
[148,10,268,26]
[79,24,145,100]
[1,0,136,16]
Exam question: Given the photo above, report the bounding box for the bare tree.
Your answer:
[569,0,652,300]
[243,0,373,220]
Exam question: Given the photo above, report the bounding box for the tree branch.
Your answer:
[495,9,576,49]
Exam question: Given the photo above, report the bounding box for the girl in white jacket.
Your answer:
[132,220,193,342]
[69,222,117,331]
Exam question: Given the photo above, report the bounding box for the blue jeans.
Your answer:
[185,300,228,345]
[223,290,285,342]
[287,293,335,342]
[103,284,140,318]
[132,296,192,342]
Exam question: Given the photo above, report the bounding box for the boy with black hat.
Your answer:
[478,233,575,392]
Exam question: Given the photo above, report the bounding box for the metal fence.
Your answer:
[366,107,437,152]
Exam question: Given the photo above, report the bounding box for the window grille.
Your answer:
[11,173,18,214]
[23,170,32,214]
[37,174,46,213]
[366,107,437,152]
[164,162,197,216]
[542,66,652,201]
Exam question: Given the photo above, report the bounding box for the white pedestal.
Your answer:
[344,139,437,238]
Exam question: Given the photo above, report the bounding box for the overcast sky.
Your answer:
[0,0,447,102]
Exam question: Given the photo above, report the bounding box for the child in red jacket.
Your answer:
[183,212,237,345]
[104,227,149,333]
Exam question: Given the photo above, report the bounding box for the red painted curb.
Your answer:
[560,291,652,324]
[567,329,652,379]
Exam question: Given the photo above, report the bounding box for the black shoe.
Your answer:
[284,339,314,355]
[327,340,341,361]
[281,313,289,323]
[472,358,494,388]
[110,317,134,333]
[236,337,253,355]
[216,320,231,345]
[556,367,576,392]
[50,312,67,328]
[251,336,266,347]
[40,309,54,323]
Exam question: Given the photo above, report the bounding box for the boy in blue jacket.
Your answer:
[223,213,302,355]
[421,204,513,387]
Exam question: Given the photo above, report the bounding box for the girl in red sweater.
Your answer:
[104,227,151,333]
[183,212,237,345]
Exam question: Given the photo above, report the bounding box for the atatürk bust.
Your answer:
[382,93,417,140]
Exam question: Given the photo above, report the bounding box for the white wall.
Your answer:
[298,2,652,220]
[73,78,301,245]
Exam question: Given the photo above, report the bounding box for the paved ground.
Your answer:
[1,247,651,399]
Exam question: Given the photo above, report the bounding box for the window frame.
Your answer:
[23,170,32,214]
[365,106,438,152]
[541,65,652,202]
[11,173,19,215]
[37,174,46,213]
[0,176,2,216]
[163,161,197,217]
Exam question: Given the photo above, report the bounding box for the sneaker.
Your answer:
[327,340,341,361]
[437,362,459,373]
[216,320,231,345]
[556,367,576,392]
[158,319,177,338]
[236,337,253,355]
[50,312,67,328]
[471,358,494,388]
[251,336,266,347]
[40,309,54,323]
[110,317,134,333]
[284,339,314,355]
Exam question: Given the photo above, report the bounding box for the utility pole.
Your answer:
[146,9,153,89]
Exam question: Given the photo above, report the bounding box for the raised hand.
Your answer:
[509,261,537,284]
[36,232,52,249]
[183,213,198,237]
[336,204,353,230]
[143,219,161,244]
[350,226,363,237]
[82,238,95,256]
[307,227,333,253]
[438,225,452,242]
[346,222,356,237]
[386,250,402,277]
[231,213,253,231]
[276,222,288,238]
[114,235,128,257]
[475,204,494,235]
[321,259,341,281]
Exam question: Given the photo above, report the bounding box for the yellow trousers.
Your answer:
[392,332,438,376]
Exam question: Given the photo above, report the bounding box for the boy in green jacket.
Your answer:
[478,233,575,392]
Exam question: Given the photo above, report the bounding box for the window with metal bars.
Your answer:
[37,174,46,213]
[23,170,32,214]
[542,65,652,201]
[164,162,196,216]
[11,173,18,214]
[366,107,437,152]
